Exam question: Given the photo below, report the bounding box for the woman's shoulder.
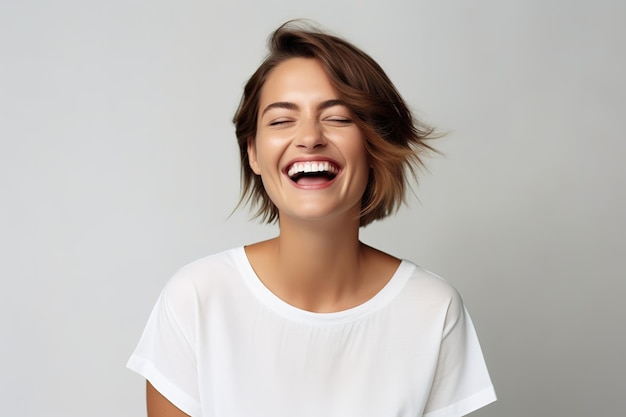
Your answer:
[161,247,247,303]
[362,244,463,308]
[398,260,465,309]
[173,247,242,277]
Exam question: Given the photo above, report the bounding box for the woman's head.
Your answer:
[233,20,436,226]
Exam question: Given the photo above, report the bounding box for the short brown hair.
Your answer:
[233,20,436,226]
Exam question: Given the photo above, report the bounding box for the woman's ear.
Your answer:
[247,137,261,175]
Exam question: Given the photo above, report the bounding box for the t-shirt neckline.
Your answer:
[232,246,415,326]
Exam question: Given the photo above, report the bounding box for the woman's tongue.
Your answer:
[295,174,329,186]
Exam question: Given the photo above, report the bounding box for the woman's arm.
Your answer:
[146,381,190,417]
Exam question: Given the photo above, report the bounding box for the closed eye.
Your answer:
[324,117,353,125]
[268,119,294,126]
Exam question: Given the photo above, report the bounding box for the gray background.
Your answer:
[1,1,624,416]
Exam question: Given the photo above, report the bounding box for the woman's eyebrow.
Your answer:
[317,99,346,111]
[261,99,346,117]
[261,101,298,117]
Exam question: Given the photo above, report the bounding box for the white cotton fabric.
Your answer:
[127,247,496,417]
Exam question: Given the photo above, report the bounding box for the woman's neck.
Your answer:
[277,216,363,280]
[245,216,399,313]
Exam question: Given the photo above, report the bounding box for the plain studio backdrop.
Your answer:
[1,1,624,416]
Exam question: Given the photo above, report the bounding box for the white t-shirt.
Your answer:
[127,247,496,417]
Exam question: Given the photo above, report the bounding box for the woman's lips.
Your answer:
[284,159,341,188]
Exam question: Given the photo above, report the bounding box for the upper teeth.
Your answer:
[287,161,338,177]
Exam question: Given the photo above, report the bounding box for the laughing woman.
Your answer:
[128,21,496,417]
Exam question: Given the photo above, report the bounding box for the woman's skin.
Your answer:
[246,57,399,313]
[146,57,399,416]
[147,381,189,417]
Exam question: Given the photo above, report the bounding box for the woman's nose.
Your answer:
[294,120,326,149]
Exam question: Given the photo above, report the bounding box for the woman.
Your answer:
[128,21,496,417]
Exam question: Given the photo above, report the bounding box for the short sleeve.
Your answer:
[126,279,202,416]
[422,295,497,417]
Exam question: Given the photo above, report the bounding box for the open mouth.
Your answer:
[287,161,339,185]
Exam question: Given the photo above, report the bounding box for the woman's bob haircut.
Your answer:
[233,20,437,227]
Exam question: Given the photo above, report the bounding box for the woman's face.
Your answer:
[248,58,370,224]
